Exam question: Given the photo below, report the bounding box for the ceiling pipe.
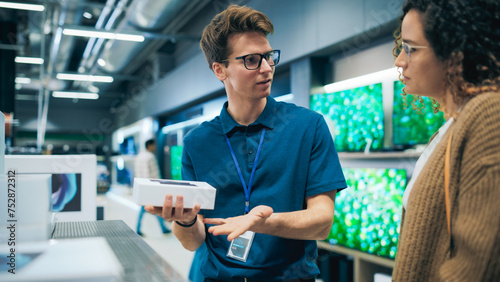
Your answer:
[51,3,84,75]
[36,3,52,150]
[83,0,131,71]
[36,0,82,149]
[72,0,130,91]
[79,0,117,66]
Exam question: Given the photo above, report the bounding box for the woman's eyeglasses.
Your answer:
[401,41,428,59]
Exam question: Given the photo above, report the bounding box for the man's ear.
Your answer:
[213,62,227,81]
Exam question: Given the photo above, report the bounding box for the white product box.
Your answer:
[0,237,123,281]
[5,155,97,222]
[133,178,216,209]
[0,174,53,244]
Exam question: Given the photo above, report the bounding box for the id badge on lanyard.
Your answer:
[227,230,255,262]
[224,128,266,262]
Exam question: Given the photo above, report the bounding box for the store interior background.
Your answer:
[0,0,429,281]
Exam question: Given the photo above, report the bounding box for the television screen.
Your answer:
[52,173,82,212]
[116,165,132,186]
[325,168,407,259]
[393,80,446,146]
[170,145,183,180]
[119,136,137,155]
[310,83,384,152]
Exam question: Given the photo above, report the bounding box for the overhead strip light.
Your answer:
[15,56,44,64]
[52,91,99,100]
[62,28,145,42]
[15,77,31,84]
[0,1,45,11]
[323,67,399,93]
[56,73,114,83]
[83,12,92,19]
[162,115,217,134]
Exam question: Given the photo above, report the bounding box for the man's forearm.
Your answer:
[252,191,336,240]
[252,208,333,240]
[172,215,206,251]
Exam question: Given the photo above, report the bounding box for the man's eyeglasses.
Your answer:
[401,41,428,59]
[232,50,281,70]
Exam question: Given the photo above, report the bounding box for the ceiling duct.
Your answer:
[97,0,190,74]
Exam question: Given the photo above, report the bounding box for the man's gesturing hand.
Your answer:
[204,205,273,241]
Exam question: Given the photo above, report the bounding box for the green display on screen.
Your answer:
[310,83,384,152]
[170,145,183,180]
[393,80,446,146]
[325,168,407,259]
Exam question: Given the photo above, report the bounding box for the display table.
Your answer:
[52,220,186,282]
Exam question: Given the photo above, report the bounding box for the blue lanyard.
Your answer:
[224,128,266,214]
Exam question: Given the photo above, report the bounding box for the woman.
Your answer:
[392,0,500,281]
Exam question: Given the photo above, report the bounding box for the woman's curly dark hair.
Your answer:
[393,0,500,114]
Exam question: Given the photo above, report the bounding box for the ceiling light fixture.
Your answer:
[62,28,145,42]
[15,77,31,84]
[15,56,44,64]
[56,73,114,83]
[0,1,45,11]
[97,58,106,67]
[83,12,92,19]
[52,91,99,100]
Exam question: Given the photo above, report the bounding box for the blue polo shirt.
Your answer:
[182,96,346,281]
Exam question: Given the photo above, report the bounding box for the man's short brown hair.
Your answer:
[200,4,274,71]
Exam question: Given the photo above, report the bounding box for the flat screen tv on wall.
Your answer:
[393,80,445,147]
[310,83,384,152]
[325,167,407,259]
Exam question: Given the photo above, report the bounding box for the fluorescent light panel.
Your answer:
[15,56,44,64]
[323,67,399,93]
[56,73,114,83]
[162,115,216,134]
[15,77,31,84]
[62,28,144,42]
[52,91,99,100]
[83,12,92,19]
[97,58,106,67]
[0,1,44,11]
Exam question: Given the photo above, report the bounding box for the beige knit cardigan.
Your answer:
[392,92,500,281]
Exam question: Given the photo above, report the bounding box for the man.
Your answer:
[146,5,346,281]
[135,139,170,236]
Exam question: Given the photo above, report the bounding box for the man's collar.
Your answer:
[220,96,277,134]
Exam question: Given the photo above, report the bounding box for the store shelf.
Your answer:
[337,152,421,159]
[317,241,394,268]
[317,241,394,282]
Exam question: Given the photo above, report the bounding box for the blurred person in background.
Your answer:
[135,139,171,236]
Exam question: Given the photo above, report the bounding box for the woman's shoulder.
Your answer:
[458,91,500,142]
[463,91,500,114]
